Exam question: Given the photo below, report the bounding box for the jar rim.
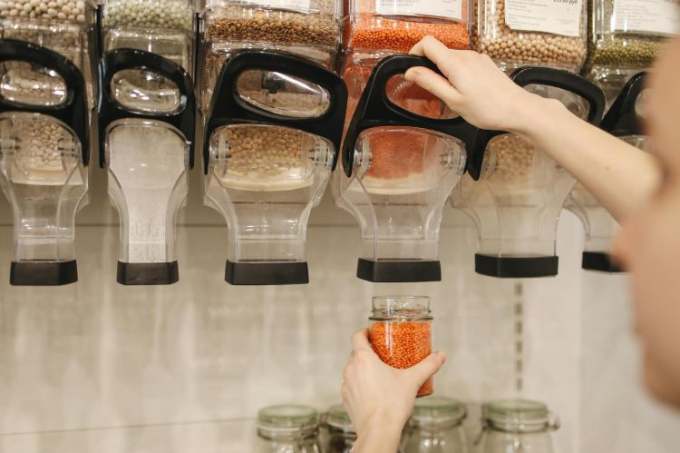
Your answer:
[325,404,355,432]
[370,295,432,320]
[257,404,320,436]
[482,399,557,434]
[409,397,467,428]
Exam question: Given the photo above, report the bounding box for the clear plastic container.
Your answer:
[201,0,342,111]
[101,0,196,75]
[369,296,433,397]
[105,120,189,266]
[477,400,559,453]
[402,397,468,453]
[346,0,471,56]
[0,0,97,104]
[337,124,466,276]
[586,0,677,102]
[337,56,470,281]
[454,81,599,278]
[473,0,588,72]
[204,50,345,285]
[324,404,356,453]
[256,405,322,453]
[0,112,87,284]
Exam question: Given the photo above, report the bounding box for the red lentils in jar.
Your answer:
[368,296,434,397]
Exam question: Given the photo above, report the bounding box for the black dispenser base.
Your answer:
[582,252,624,273]
[117,262,179,286]
[10,260,78,286]
[357,259,442,283]
[226,261,309,285]
[475,254,559,278]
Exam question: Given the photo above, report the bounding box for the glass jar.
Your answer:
[477,399,559,453]
[201,0,342,112]
[256,405,322,453]
[402,397,468,453]
[369,296,434,397]
[473,0,588,72]
[586,0,678,103]
[324,404,356,453]
[101,0,196,75]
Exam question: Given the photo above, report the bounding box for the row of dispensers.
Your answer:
[0,9,646,287]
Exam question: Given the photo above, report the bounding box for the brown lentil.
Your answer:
[473,0,587,72]
[482,134,536,183]
[211,126,325,187]
[201,1,341,112]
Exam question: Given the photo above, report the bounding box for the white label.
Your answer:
[613,0,680,36]
[240,0,312,13]
[375,0,464,22]
[505,0,583,37]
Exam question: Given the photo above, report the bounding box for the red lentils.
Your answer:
[346,0,471,53]
[368,296,434,397]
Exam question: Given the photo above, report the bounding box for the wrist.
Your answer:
[509,94,568,139]
[359,409,406,438]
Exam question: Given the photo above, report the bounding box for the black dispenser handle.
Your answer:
[98,48,196,168]
[204,50,348,174]
[0,39,89,165]
[342,54,477,177]
[468,67,606,180]
[601,72,647,137]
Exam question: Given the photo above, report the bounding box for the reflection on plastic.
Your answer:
[0,61,67,107]
[237,69,331,119]
[111,69,183,114]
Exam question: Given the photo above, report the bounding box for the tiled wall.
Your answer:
[0,167,678,452]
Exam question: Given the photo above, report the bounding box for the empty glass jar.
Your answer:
[401,397,468,453]
[369,296,434,397]
[256,405,322,453]
[324,404,356,453]
[477,399,559,453]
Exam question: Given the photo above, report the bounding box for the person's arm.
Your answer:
[404,36,660,222]
[342,330,446,453]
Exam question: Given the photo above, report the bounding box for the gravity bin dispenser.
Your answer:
[98,49,195,285]
[203,50,347,285]
[0,40,89,285]
[458,67,605,278]
[338,55,476,283]
[567,72,647,272]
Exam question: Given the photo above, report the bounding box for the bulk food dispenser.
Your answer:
[343,0,471,120]
[98,49,195,285]
[585,0,678,103]
[456,67,604,278]
[567,73,646,273]
[203,50,347,285]
[98,0,196,285]
[199,0,342,115]
[101,0,196,78]
[338,56,476,282]
[0,1,94,286]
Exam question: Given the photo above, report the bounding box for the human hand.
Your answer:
[341,329,447,439]
[404,36,562,134]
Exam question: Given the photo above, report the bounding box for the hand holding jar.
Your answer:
[342,303,446,453]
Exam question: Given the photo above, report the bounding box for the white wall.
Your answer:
[0,166,677,452]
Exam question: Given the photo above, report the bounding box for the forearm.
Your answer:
[512,96,660,222]
[352,418,403,453]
